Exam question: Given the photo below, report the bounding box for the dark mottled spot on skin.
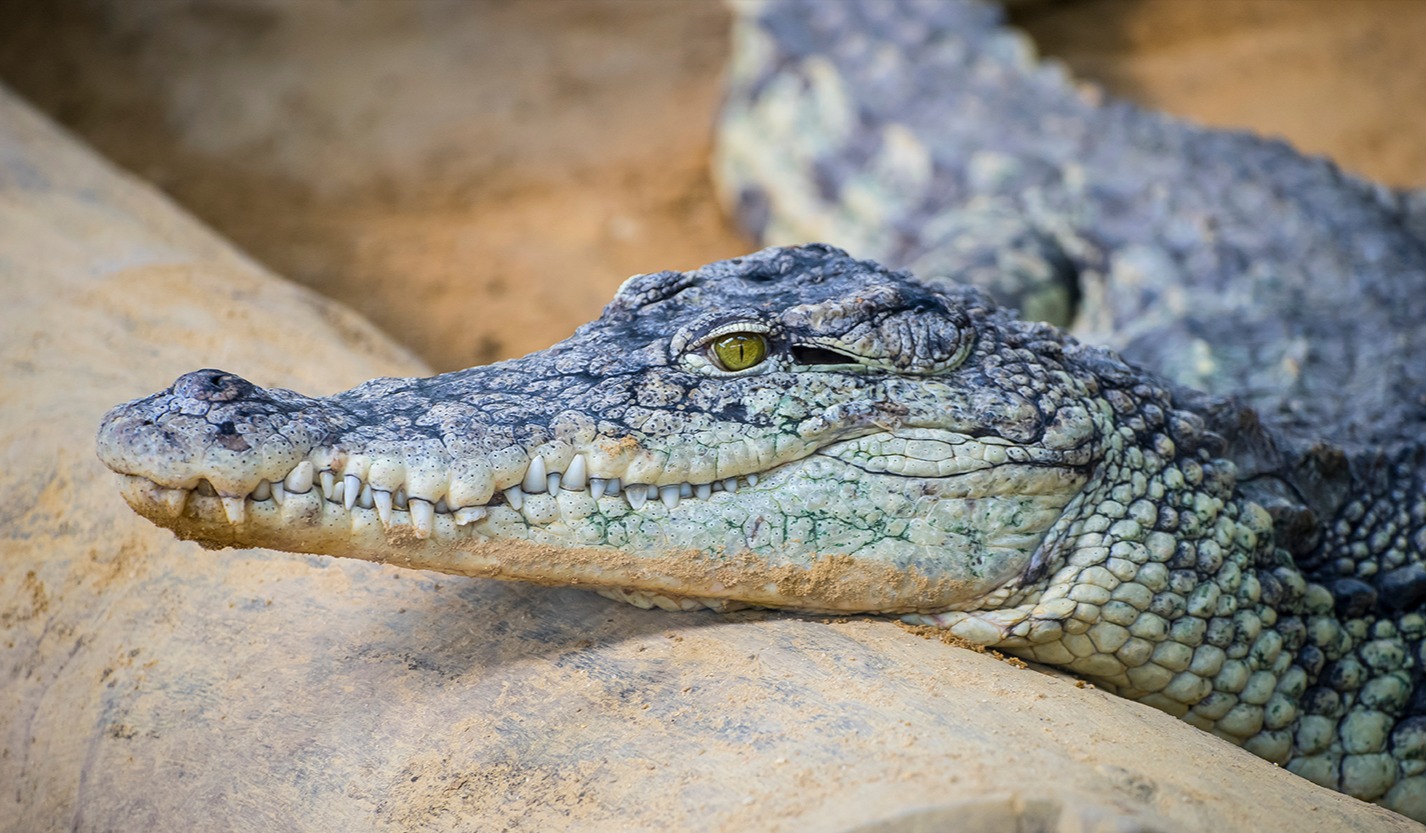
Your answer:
[1330,577,1378,619]
[214,420,251,452]
[1377,564,1426,614]
[1405,680,1426,718]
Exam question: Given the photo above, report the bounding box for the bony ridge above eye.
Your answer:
[709,332,769,372]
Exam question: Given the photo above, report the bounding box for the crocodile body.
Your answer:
[96,0,1426,822]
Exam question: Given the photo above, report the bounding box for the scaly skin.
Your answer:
[717,0,1426,450]
[99,245,1426,819]
[714,1,1426,815]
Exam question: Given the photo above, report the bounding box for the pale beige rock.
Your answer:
[0,87,1418,832]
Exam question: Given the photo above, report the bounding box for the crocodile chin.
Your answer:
[99,245,1110,614]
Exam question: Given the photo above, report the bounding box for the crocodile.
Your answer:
[95,0,1426,823]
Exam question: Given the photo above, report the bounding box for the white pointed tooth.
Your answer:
[331,477,345,505]
[695,483,712,500]
[320,470,336,500]
[626,484,648,510]
[393,488,409,510]
[590,478,608,500]
[522,455,547,493]
[409,499,434,539]
[156,488,189,518]
[747,473,759,487]
[547,472,561,493]
[562,454,588,490]
[722,478,737,493]
[503,486,525,510]
[251,480,272,501]
[358,483,375,510]
[343,474,361,511]
[285,461,314,494]
[605,477,621,497]
[272,480,286,506]
[374,490,393,525]
[679,482,692,498]
[222,496,247,525]
[660,484,681,509]
[434,498,450,514]
[455,506,488,526]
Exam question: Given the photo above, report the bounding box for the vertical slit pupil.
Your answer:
[712,333,768,371]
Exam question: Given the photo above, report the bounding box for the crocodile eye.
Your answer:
[709,332,769,372]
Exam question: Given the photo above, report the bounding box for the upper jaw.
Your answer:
[96,369,334,498]
[95,364,817,537]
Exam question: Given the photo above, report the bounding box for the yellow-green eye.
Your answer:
[710,332,769,372]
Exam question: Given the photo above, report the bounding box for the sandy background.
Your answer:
[0,0,1422,373]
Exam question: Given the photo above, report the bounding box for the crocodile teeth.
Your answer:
[175,449,769,527]
[409,498,434,539]
[222,496,246,525]
[523,455,547,493]
[454,506,488,526]
[155,487,188,518]
[285,461,314,494]
[343,474,361,511]
[562,454,587,490]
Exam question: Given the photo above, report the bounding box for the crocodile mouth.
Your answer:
[113,458,771,540]
[110,423,1080,538]
[111,426,1086,614]
[113,427,1086,613]
[99,365,1090,613]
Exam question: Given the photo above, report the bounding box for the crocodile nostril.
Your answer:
[173,368,253,403]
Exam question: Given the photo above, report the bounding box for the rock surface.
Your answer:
[0,87,1418,832]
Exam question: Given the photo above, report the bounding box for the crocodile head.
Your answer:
[98,245,1140,614]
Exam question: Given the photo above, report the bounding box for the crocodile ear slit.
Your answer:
[790,344,860,366]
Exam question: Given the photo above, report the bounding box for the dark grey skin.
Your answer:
[711,0,1426,814]
[99,0,1426,821]
[717,0,1426,449]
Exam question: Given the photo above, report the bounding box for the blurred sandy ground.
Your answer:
[0,0,1421,372]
